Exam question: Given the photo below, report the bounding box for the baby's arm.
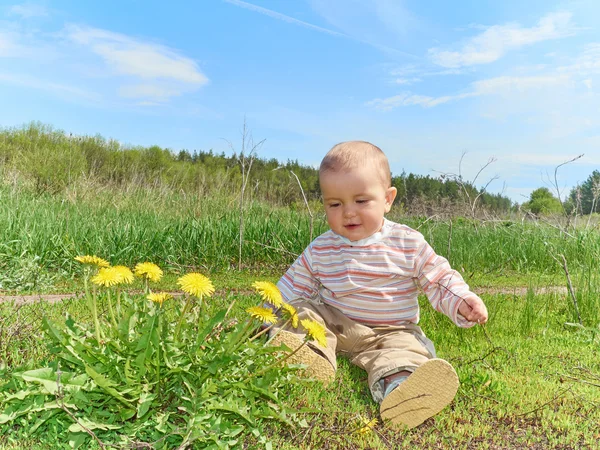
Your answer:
[457,294,488,325]
[414,235,488,328]
[277,246,320,303]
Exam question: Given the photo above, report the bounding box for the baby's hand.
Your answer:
[458,294,488,325]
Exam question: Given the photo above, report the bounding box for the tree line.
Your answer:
[0,122,517,215]
[520,171,600,217]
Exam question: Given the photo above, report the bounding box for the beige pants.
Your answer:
[278,299,436,402]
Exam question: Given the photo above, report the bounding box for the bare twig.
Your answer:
[549,253,582,324]
[55,365,113,449]
[223,118,265,271]
[525,211,576,239]
[585,178,600,231]
[290,170,314,242]
[516,387,572,417]
[434,151,498,219]
[446,218,453,263]
[414,214,440,230]
[246,240,297,257]
[549,154,584,229]
[562,374,600,388]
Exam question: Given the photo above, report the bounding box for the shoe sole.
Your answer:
[379,358,459,429]
[270,329,335,386]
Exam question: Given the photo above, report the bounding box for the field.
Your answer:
[1,182,599,449]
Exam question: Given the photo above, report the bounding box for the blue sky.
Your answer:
[1,0,599,203]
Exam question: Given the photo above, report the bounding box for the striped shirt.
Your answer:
[277,219,476,328]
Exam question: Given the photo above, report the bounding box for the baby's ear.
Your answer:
[385,187,397,211]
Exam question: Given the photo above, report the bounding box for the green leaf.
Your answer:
[137,391,156,419]
[84,365,134,409]
[134,311,159,377]
[118,307,138,342]
[42,317,67,347]
[197,309,227,344]
[21,368,88,396]
[30,408,61,433]
[68,417,121,433]
[68,432,88,449]
[21,368,59,394]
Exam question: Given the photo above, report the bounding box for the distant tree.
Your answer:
[568,170,600,215]
[522,187,562,215]
[177,149,193,162]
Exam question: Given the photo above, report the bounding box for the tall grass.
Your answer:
[1,182,599,286]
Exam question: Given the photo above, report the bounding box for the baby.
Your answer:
[274,141,488,429]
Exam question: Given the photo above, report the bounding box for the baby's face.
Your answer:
[320,165,396,241]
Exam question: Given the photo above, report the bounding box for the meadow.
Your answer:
[1,177,599,449]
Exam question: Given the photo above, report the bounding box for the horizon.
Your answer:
[1,1,599,203]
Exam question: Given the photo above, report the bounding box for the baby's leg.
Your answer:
[347,325,458,428]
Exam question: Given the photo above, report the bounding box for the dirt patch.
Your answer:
[0,293,81,305]
[0,286,569,305]
[476,286,568,296]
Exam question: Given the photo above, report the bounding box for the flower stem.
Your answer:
[249,317,291,342]
[107,290,118,328]
[156,309,162,388]
[174,295,195,341]
[244,339,308,382]
[90,283,102,342]
[116,288,122,316]
[226,319,256,354]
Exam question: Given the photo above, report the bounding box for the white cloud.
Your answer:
[119,84,182,101]
[558,43,600,75]
[67,26,207,84]
[64,25,208,102]
[429,12,576,68]
[395,77,421,85]
[226,0,415,56]
[506,152,588,166]
[367,75,568,111]
[222,0,346,38]
[0,72,100,102]
[472,74,570,94]
[0,32,14,56]
[9,3,48,18]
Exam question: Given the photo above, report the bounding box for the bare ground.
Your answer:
[0,286,569,305]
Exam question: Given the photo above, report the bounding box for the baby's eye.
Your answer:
[356,199,368,204]
[329,203,340,208]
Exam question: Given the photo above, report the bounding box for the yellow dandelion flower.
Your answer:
[113,266,134,284]
[91,267,121,287]
[147,292,172,306]
[246,306,278,324]
[281,302,299,328]
[134,262,163,282]
[74,255,109,268]
[355,417,378,435]
[300,319,327,347]
[252,281,283,308]
[177,273,215,297]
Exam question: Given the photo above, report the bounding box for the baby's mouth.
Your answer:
[345,223,360,229]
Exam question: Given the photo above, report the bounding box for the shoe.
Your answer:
[270,329,335,386]
[379,358,459,429]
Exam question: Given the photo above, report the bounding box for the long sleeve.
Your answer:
[277,247,320,303]
[413,238,475,328]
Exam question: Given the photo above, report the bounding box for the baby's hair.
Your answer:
[319,141,392,187]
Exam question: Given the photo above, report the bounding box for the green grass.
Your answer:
[2,275,599,449]
[1,183,600,296]
[1,179,600,448]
